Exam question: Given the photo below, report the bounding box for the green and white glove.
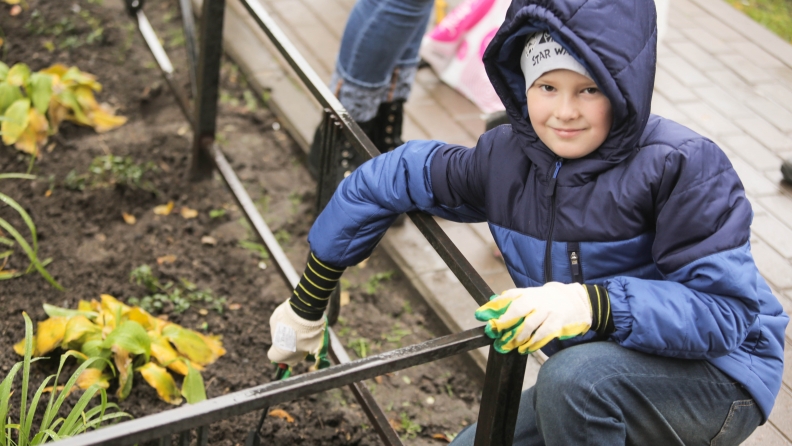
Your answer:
[267,300,331,374]
[475,282,612,354]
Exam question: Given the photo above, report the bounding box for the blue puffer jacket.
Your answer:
[308,0,788,421]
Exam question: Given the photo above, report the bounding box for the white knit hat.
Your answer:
[520,32,592,90]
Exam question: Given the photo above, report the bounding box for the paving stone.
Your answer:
[752,214,792,260]
[748,195,768,216]
[731,157,781,196]
[429,82,483,123]
[678,27,732,54]
[756,84,792,116]
[705,69,754,102]
[659,55,711,87]
[744,96,792,134]
[402,113,430,142]
[693,85,755,119]
[742,422,792,446]
[268,0,320,27]
[722,134,783,171]
[655,66,699,102]
[678,102,742,137]
[406,101,476,145]
[299,0,349,38]
[671,0,707,16]
[735,117,792,153]
[454,115,486,142]
[769,386,792,442]
[651,91,689,122]
[773,67,792,87]
[730,41,786,69]
[663,26,687,43]
[751,240,792,289]
[758,195,792,228]
[692,16,745,42]
[435,218,510,276]
[785,291,792,340]
[668,42,724,71]
[291,24,341,74]
[382,219,447,275]
[717,54,778,85]
[666,9,696,30]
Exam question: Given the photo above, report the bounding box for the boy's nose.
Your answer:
[554,96,580,121]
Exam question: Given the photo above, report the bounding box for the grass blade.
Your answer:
[0,174,37,181]
[0,361,24,446]
[22,375,53,443]
[56,384,101,437]
[19,313,33,446]
[40,355,111,431]
[0,218,62,290]
[0,192,38,254]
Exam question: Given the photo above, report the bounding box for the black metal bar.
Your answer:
[197,425,208,446]
[189,0,226,181]
[50,328,490,446]
[158,435,170,446]
[328,331,404,446]
[134,10,194,126]
[178,0,199,100]
[408,213,494,306]
[179,430,191,446]
[473,350,527,446]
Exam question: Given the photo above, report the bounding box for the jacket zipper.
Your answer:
[543,159,563,283]
[568,241,583,283]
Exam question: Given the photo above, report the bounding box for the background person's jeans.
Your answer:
[331,0,434,121]
[452,342,762,446]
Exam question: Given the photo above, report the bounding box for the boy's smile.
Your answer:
[527,69,613,159]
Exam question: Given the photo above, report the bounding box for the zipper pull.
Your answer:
[544,159,563,197]
[567,241,583,283]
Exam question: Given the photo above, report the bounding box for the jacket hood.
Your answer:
[483,0,658,177]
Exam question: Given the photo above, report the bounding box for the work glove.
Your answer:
[267,300,331,378]
[475,282,591,354]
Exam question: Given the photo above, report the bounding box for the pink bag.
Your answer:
[420,0,510,114]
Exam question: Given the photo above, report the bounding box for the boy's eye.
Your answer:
[539,85,555,92]
[582,87,600,94]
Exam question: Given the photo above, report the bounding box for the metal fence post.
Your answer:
[189,0,226,181]
[473,349,527,446]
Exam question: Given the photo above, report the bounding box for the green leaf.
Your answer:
[0,62,9,83]
[43,303,98,320]
[181,362,207,404]
[0,361,24,446]
[28,73,53,115]
[0,173,37,181]
[1,98,30,145]
[0,83,23,115]
[19,313,33,446]
[7,63,31,87]
[102,321,151,361]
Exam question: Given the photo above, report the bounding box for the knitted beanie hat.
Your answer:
[520,31,592,90]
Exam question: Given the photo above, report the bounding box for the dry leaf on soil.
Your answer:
[201,236,217,246]
[139,362,183,405]
[432,433,452,443]
[10,5,21,15]
[122,212,136,225]
[228,303,241,311]
[268,409,294,423]
[340,291,350,307]
[156,255,176,265]
[153,201,174,216]
[180,207,198,219]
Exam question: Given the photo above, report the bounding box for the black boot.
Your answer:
[376,99,405,153]
[782,157,792,185]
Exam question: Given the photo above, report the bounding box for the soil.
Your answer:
[0,0,482,444]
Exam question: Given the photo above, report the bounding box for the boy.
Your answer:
[268,0,788,444]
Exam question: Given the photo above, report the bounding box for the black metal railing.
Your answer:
[50,0,527,444]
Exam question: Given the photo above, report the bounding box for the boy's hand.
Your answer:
[474,282,592,354]
[268,300,331,371]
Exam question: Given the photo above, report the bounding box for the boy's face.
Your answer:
[527,69,612,159]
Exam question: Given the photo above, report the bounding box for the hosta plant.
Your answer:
[14,295,224,406]
[1,312,131,445]
[0,62,126,155]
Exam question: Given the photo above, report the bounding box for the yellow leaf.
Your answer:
[73,85,99,111]
[3,0,21,5]
[77,300,94,312]
[156,255,176,265]
[198,332,226,363]
[113,345,133,400]
[153,201,174,216]
[40,64,69,79]
[14,108,49,155]
[432,433,451,442]
[180,207,198,219]
[128,306,164,332]
[122,212,136,225]
[101,294,130,316]
[61,66,102,92]
[149,333,203,376]
[36,317,67,355]
[1,98,30,145]
[162,325,218,366]
[62,315,100,346]
[43,385,77,397]
[0,37,4,48]
[268,409,295,423]
[90,106,127,133]
[138,362,183,405]
[13,336,33,356]
[76,368,110,390]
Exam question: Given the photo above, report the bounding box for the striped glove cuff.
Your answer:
[289,252,346,321]
[583,284,615,337]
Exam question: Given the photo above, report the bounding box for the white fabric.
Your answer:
[497,282,591,349]
[520,32,592,90]
[267,300,326,366]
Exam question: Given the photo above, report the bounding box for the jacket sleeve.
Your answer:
[604,139,762,360]
[308,140,486,267]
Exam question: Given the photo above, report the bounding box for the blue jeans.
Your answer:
[331,0,434,121]
[452,342,761,446]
